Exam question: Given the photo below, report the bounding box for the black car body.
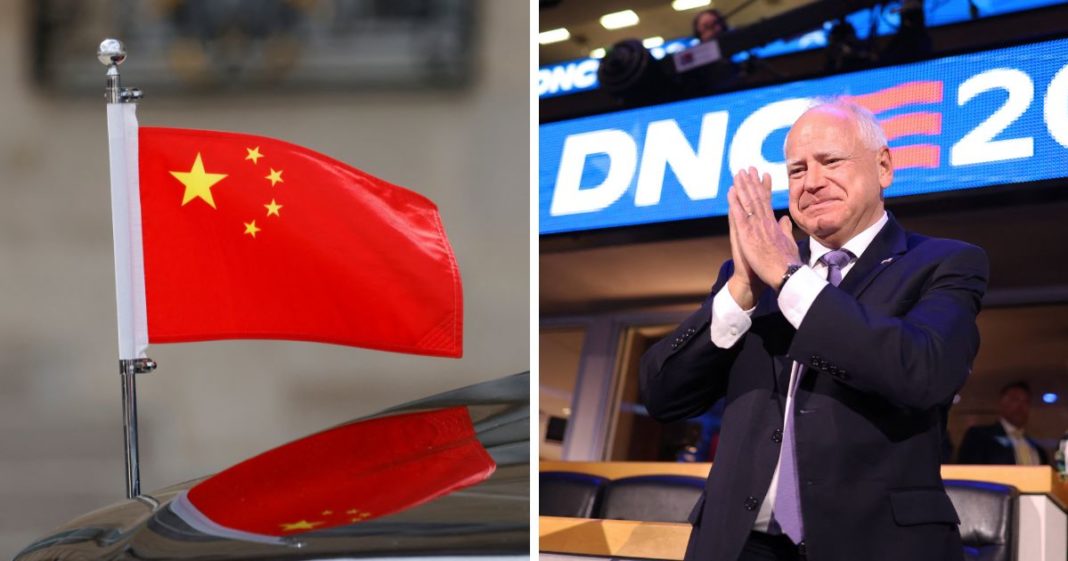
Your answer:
[16,372,529,561]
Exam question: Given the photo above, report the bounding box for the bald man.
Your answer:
[641,101,989,561]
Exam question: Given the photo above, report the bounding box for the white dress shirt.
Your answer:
[708,211,889,532]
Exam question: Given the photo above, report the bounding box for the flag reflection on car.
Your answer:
[15,373,528,560]
[171,406,495,544]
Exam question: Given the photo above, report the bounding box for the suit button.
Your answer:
[771,429,783,443]
[744,496,759,511]
[671,342,679,350]
[686,327,696,335]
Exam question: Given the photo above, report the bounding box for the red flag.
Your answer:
[137,127,462,357]
[178,406,495,539]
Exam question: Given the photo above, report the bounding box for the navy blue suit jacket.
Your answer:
[640,216,989,561]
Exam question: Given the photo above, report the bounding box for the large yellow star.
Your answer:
[243,220,261,238]
[264,199,283,217]
[245,146,263,164]
[265,168,284,186]
[279,519,324,532]
[170,153,227,208]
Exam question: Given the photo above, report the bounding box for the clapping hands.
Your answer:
[725,167,801,308]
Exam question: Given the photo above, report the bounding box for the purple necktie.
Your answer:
[820,249,853,288]
[772,248,853,544]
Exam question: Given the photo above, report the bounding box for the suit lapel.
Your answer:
[770,239,809,397]
[773,355,792,400]
[775,215,906,407]
[752,290,790,400]
[760,217,906,403]
[836,213,908,298]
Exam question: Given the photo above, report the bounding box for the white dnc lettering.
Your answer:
[636,112,729,206]
[550,112,729,216]
[539,60,600,97]
[728,97,812,190]
[550,129,637,216]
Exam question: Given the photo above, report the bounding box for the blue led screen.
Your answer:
[539,37,1068,235]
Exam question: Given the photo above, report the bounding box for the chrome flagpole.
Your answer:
[100,38,156,499]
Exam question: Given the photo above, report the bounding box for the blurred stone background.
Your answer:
[0,0,529,556]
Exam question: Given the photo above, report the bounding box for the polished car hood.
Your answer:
[16,372,529,561]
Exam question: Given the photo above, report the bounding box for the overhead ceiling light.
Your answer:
[642,36,664,48]
[538,28,571,45]
[600,10,640,30]
[672,0,712,10]
[590,48,606,59]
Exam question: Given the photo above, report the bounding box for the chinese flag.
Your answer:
[137,128,462,357]
[177,406,495,540]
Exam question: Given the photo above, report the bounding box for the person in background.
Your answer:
[692,8,728,43]
[683,8,739,95]
[958,381,1050,465]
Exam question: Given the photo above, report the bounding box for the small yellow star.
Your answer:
[244,220,261,238]
[359,512,371,518]
[264,199,283,217]
[346,509,359,515]
[279,519,324,532]
[170,153,227,208]
[245,146,263,164]
[265,168,284,186]
[350,517,362,523]
[321,510,333,516]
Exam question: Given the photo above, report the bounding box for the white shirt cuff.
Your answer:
[710,286,754,348]
[777,266,828,330]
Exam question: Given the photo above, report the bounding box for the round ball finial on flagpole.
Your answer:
[99,38,139,103]
[98,38,126,66]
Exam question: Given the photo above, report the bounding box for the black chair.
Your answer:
[944,479,1019,561]
[540,471,609,518]
[596,475,705,523]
